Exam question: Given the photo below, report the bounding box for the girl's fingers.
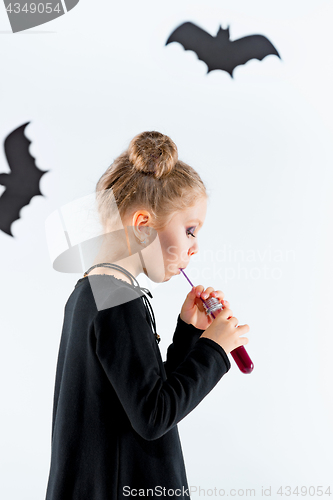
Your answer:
[193,286,228,306]
[193,285,204,297]
[201,287,215,300]
[202,288,225,303]
[182,286,198,305]
[211,290,225,302]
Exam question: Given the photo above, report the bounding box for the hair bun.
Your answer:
[128,131,178,179]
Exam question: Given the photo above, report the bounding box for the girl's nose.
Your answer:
[188,241,199,256]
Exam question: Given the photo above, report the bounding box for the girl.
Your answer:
[45,131,250,500]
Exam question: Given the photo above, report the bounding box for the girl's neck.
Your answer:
[88,253,143,284]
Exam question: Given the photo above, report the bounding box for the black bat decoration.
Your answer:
[166,22,281,77]
[0,122,48,237]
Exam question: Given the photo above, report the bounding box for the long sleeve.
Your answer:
[163,315,207,376]
[94,293,231,442]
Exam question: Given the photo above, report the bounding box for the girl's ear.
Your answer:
[132,210,152,242]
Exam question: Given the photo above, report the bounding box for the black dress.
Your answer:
[45,274,231,499]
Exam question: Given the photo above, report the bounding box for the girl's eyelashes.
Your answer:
[186,227,196,238]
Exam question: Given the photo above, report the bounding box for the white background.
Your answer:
[0,0,332,498]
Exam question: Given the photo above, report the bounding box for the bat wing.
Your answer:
[166,22,219,72]
[0,189,28,237]
[0,122,48,237]
[229,34,281,76]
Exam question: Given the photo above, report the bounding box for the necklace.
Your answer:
[83,263,161,344]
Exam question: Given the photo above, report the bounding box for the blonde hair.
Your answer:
[96,131,207,231]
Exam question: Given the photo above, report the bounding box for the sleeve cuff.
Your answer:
[176,314,206,335]
[195,337,231,372]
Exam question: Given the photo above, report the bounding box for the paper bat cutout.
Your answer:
[0,122,48,237]
[166,22,281,77]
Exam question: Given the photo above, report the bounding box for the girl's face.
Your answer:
[142,197,207,282]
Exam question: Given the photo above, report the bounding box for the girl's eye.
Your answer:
[186,227,196,238]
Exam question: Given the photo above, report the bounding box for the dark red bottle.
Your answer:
[179,269,254,374]
[203,296,254,374]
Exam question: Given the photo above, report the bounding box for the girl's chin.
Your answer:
[143,270,168,284]
[143,267,179,283]
[163,270,180,282]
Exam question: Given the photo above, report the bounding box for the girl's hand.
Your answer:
[180,285,230,330]
[200,307,250,355]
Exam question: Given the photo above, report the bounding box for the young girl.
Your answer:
[45,131,250,500]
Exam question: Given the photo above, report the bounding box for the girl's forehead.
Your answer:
[186,197,207,215]
[172,198,207,224]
